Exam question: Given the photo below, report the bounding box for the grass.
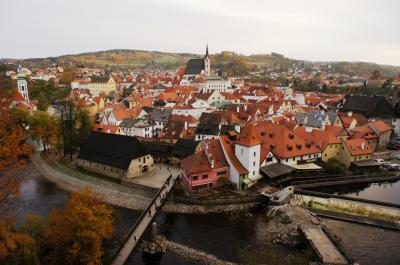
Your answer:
[307,199,399,223]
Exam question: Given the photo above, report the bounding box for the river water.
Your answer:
[310,180,400,204]
[6,164,400,265]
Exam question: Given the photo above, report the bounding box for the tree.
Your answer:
[59,67,76,85]
[29,111,59,153]
[0,106,33,207]
[37,92,49,111]
[325,159,346,173]
[76,109,92,146]
[0,219,39,265]
[58,100,79,160]
[42,189,114,265]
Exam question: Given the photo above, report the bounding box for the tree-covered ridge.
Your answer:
[2,49,400,77]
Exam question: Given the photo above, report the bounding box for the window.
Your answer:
[241,148,243,155]
[202,174,208,179]
[254,152,256,157]
[192,175,198,181]
[253,161,255,166]
[253,171,255,175]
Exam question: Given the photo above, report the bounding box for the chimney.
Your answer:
[210,159,214,169]
[392,85,398,107]
[184,121,188,130]
[361,142,365,150]
[347,111,353,117]
[237,105,240,112]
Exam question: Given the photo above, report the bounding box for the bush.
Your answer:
[325,159,346,173]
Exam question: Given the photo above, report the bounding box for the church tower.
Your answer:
[204,44,211,76]
[17,64,29,101]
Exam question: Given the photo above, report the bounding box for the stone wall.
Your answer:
[174,194,263,206]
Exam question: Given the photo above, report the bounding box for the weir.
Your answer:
[292,189,400,229]
[110,173,179,265]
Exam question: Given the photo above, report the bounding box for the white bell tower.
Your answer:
[204,44,211,76]
[17,64,29,101]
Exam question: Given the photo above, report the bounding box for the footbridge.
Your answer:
[110,173,179,265]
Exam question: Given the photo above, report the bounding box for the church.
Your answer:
[9,64,36,112]
[183,45,211,80]
[181,46,232,94]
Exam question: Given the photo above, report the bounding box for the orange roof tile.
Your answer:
[344,139,373,156]
[237,123,261,147]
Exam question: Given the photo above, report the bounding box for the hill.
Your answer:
[1,49,400,77]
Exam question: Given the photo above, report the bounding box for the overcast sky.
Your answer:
[1,0,399,65]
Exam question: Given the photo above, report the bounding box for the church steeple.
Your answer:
[17,63,29,101]
[204,44,211,76]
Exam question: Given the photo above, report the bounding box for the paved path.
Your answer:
[302,227,348,264]
[32,152,152,210]
[110,173,179,265]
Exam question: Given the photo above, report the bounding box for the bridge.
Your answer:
[110,173,179,265]
[301,227,348,265]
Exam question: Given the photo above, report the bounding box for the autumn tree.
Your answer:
[0,219,39,265]
[0,106,33,207]
[76,109,93,146]
[37,92,49,111]
[29,111,59,153]
[58,100,79,160]
[59,67,77,85]
[42,189,114,265]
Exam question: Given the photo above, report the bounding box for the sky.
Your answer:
[1,0,399,65]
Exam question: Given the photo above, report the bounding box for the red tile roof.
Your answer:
[344,139,372,156]
[236,123,261,147]
[181,139,228,175]
[219,136,248,174]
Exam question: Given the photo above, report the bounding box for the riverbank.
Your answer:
[32,152,258,214]
[139,236,237,265]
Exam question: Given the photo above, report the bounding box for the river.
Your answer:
[6,164,400,265]
[310,180,400,204]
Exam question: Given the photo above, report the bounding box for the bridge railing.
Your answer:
[109,173,176,265]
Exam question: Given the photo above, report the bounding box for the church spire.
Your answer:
[205,44,209,58]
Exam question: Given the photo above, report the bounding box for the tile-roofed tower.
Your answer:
[235,123,261,180]
[236,122,261,147]
[17,63,29,101]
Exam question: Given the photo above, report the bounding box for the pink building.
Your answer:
[180,139,229,192]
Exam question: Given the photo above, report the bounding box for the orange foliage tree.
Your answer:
[0,105,33,207]
[29,111,59,153]
[0,219,38,265]
[42,189,114,265]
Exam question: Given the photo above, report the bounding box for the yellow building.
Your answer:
[87,77,117,96]
[338,139,373,168]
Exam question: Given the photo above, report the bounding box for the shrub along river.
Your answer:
[7,164,400,265]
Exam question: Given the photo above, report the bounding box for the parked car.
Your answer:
[396,155,400,160]
[384,163,400,171]
[383,162,396,168]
